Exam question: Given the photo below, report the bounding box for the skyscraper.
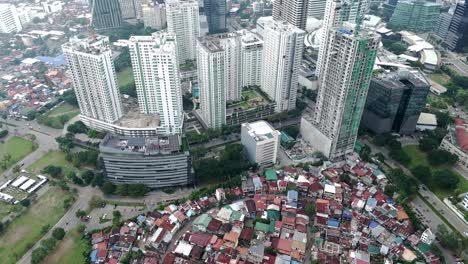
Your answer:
[118,0,137,19]
[435,11,453,40]
[302,24,380,160]
[389,0,441,32]
[361,69,430,135]
[128,32,183,134]
[62,35,123,125]
[91,0,123,30]
[445,2,468,51]
[166,0,200,64]
[261,20,305,112]
[273,0,309,30]
[0,3,22,33]
[142,1,166,30]
[308,0,327,19]
[204,0,226,33]
[239,30,263,88]
[197,33,242,128]
[316,0,369,77]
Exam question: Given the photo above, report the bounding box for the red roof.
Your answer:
[163,253,176,264]
[455,119,468,151]
[189,232,212,247]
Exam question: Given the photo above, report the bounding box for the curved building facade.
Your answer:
[100,135,193,188]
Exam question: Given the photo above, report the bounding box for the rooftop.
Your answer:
[62,35,111,55]
[101,134,181,155]
[242,121,278,142]
[373,68,430,89]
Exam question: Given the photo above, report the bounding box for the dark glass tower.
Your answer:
[91,0,123,30]
[204,0,226,34]
[445,2,468,51]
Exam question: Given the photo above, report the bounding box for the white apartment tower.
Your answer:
[239,30,263,87]
[316,0,369,77]
[302,24,380,160]
[241,121,280,166]
[197,33,242,128]
[272,0,309,30]
[308,0,327,19]
[166,0,200,64]
[128,32,183,134]
[260,20,305,113]
[0,4,22,33]
[62,35,123,125]
[142,2,166,30]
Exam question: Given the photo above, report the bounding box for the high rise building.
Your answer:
[91,0,123,30]
[62,35,124,125]
[0,4,22,33]
[389,0,441,32]
[197,33,242,128]
[361,68,430,135]
[308,0,327,19]
[128,32,183,135]
[239,30,263,88]
[261,20,305,113]
[316,0,369,77]
[241,121,280,166]
[301,24,380,160]
[142,1,166,30]
[272,0,309,30]
[445,2,468,51]
[204,0,226,33]
[166,0,200,64]
[118,0,137,19]
[435,11,453,40]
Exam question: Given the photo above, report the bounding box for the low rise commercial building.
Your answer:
[241,120,280,166]
[100,135,193,188]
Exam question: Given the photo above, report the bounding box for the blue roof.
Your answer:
[253,177,262,188]
[287,190,298,200]
[369,220,379,229]
[137,215,145,223]
[342,209,353,219]
[327,218,340,228]
[90,249,98,262]
[386,197,396,205]
[367,198,377,207]
[36,54,66,66]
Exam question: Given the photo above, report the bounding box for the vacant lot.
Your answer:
[27,151,77,176]
[403,145,468,198]
[38,103,80,129]
[0,187,73,264]
[0,136,37,172]
[42,228,89,264]
[428,73,451,86]
[117,67,134,87]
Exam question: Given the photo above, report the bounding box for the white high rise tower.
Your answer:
[62,35,123,125]
[128,32,183,135]
[166,0,200,64]
[260,20,305,113]
[316,0,369,77]
[0,4,22,33]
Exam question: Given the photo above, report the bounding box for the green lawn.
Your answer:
[0,187,74,264]
[38,103,80,129]
[403,145,468,197]
[428,73,451,86]
[27,151,76,176]
[0,203,23,220]
[117,67,134,87]
[43,228,90,264]
[0,136,37,172]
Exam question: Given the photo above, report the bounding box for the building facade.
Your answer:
[128,32,183,135]
[197,33,242,128]
[435,11,453,40]
[204,0,226,33]
[100,135,193,188]
[261,20,305,113]
[118,0,137,19]
[239,30,263,88]
[142,2,166,30]
[241,121,280,166]
[166,0,200,64]
[440,118,468,171]
[389,0,440,32]
[0,4,22,33]
[62,35,124,125]
[316,0,369,77]
[303,25,379,160]
[272,0,309,30]
[308,0,327,19]
[361,69,430,135]
[444,2,468,51]
[91,0,123,30]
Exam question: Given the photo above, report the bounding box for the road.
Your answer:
[444,52,468,76]
[361,139,468,236]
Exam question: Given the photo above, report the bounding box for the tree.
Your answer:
[43,165,63,178]
[89,195,105,209]
[31,247,48,264]
[433,170,460,190]
[419,137,440,152]
[52,227,66,240]
[56,135,74,152]
[410,165,431,183]
[75,209,86,218]
[112,210,122,226]
[436,224,460,251]
[20,198,30,207]
[101,181,116,195]
[67,121,88,134]
[40,237,57,251]
[12,164,21,174]
[81,170,95,185]
[428,149,458,166]
[305,204,316,218]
